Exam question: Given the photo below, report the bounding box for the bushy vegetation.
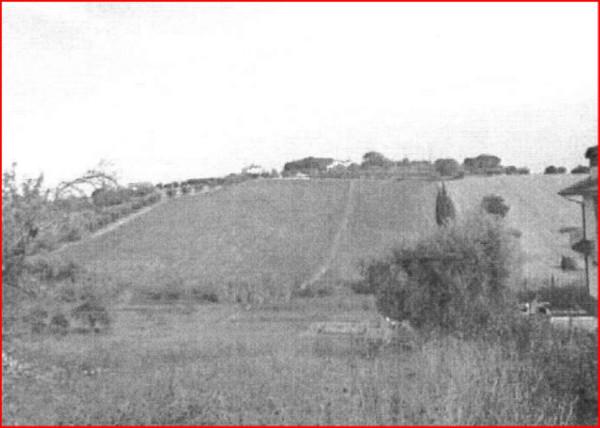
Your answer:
[481,194,510,218]
[2,167,49,289]
[280,151,533,179]
[354,210,596,423]
[283,156,334,176]
[545,165,567,175]
[4,255,118,338]
[434,158,461,177]
[560,255,579,271]
[572,165,591,174]
[2,164,162,298]
[370,213,519,336]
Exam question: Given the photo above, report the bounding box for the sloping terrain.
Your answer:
[447,174,584,284]
[62,179,352,296]
[61,175,586,296]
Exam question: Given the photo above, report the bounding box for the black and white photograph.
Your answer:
[2,2,598,425]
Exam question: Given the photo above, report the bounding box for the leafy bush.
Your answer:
[369,213,520,336]
[544,166,558,174]
[91,187,133,207]
[2,166,50,288]
[350,259,393,295]
[560,255,578,271]
[435,183,456,226]
[572,165,591,174]
[481,194,510,218]
[25,256,81,283]
[128,183,155,197]
[49,313,70,335]
[71,300,111,333]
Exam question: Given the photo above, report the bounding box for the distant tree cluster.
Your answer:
[544,166,567,175]
[279,151,535,179]
[361,151,395,169]
[434,159,461,177]
[283,157,334,176]
[571,165,590,174]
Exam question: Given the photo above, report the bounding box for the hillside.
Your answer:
[62,180,351,299]
[61,175,586,297]
[447,174,583,284]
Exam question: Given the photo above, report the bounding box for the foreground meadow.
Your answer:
[2,292,589,425]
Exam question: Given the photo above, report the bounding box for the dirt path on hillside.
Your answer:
[299,180,357,290]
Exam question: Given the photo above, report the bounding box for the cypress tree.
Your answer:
[435,182,456,227]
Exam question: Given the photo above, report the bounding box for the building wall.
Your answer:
[584,195,598,298]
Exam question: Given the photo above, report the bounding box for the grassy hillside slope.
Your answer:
[327,179,438,283]
[62,175,586,297]
[447,174,584,284]
[62,180,351,298]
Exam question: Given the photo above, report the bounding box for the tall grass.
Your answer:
[3,313,586,425]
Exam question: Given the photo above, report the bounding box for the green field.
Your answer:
[61,175,583,295]
[448,174,582,283]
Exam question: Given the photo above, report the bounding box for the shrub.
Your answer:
[435,183,456,226]
[572,165,590,174]
[129,183,155,197]
[370,213,520,336]
[517,167,530,175]
[560,255,578,271]
[49,313,70,335]
[2,166,49,288]
[481,194,510,218]
[544,166,558,174]
[91,187,133,207]
[25,256,81,283]
[166,188,177,198]
[351,259,393,295]
[71,300,111,333]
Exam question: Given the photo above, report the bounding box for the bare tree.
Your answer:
[54,160,120,200]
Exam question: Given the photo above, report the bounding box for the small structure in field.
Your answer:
[558,145,598,297]
[302,316,416,349]
[519,299,597,332]
[286,172,309,180]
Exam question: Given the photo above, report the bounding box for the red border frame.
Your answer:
[0,1,598,427]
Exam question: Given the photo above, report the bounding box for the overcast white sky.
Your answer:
[3,2,598,185]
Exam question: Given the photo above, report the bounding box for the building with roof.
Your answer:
[559,146,598,297]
